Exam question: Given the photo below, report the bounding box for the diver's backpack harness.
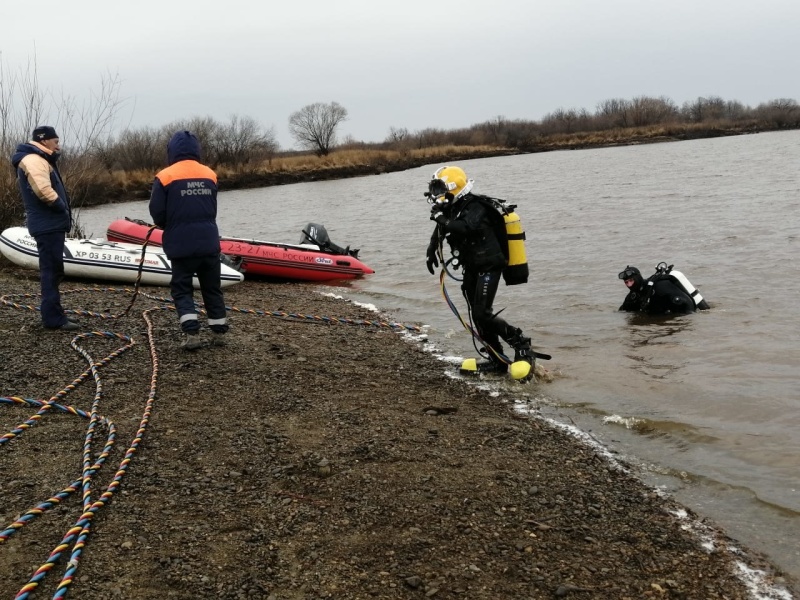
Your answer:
[640,262,709,311]
[477,195,529,286]
[431,193,528,284]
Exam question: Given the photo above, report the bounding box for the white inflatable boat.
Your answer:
[0,227,244,288]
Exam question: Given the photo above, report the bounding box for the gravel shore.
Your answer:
[0,260,795,599]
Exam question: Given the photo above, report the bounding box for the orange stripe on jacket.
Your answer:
[156,160,218,186]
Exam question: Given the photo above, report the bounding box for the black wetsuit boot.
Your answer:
[475,357,509,374]
[473,340,509,374]
[506,328,534,366]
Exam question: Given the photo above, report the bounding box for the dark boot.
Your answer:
[181,332,205,351]
[475,359,509,374]
[507,329,534,364]
[459,356,509,376]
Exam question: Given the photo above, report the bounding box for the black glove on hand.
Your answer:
[430,204,448,225]
[426,243,439,275]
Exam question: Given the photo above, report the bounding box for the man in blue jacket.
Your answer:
[149,130,228,350]
[11,126,78,331]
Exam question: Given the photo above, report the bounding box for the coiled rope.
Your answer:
[0,283,421,599]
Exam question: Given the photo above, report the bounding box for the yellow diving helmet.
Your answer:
[427,166,474,206]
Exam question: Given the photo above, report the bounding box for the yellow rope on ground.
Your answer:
[0,283,422,598]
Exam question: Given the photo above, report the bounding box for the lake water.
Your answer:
[80,130,800,581]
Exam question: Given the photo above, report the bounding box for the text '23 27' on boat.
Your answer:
[0,226,244,288]
[106,218,375,282]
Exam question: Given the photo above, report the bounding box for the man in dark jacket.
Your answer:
[149,130,228,350]
[618,265,698,314]
[10,126,78,331]
[425,165,534,376]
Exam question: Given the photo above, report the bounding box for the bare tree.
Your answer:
[483,115,509,144]
[385,126,410,145]
[98,126,166,172]
[161,116,220,164]
[0,54,31,228]
[681,96,722,123]
[596,98,631,129]
[504,119,541,150]
[288,101,348,156]
[724,100,748,121]
[705,96,729,121]
[55,71,127,224]
[541,108,581,134]
[0,54,46,160]
[59,71,126,156]
[412,127,449,149]
[1,55,127,232]
[211,115,279,168]
[628,95,678,126]
[756,98,800,128]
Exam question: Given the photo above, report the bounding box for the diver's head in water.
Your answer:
[619,266,645,290]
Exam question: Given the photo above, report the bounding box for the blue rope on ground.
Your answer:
[1,284,423,598]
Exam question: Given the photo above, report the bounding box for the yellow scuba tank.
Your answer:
[502,210,529,285]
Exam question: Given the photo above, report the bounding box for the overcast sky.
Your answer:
[2,0,798,149]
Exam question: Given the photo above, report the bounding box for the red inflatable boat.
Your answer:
[106,218,375,282]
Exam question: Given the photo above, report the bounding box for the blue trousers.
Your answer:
[33,231,68,328]
[170,254,228,334]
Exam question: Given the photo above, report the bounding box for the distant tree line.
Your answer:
[376,95,800,152]
[93,115,279,173]
[2,52,800,233]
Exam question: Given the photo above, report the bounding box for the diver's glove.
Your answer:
[426,243,439,275]
[430,205,448,225]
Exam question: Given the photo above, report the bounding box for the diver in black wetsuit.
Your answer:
[618,265,708,315]
[424,166,534,375]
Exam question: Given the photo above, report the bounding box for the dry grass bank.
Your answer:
[88,144,512,204]
[93,123,761,205]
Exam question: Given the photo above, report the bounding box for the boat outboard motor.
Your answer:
[219,253,244,272]
[299,223,359,258]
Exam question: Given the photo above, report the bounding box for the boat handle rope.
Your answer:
[0,284,422,599]
[119,224,159,317]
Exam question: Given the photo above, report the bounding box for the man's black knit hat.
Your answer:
[32,126,58,142]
